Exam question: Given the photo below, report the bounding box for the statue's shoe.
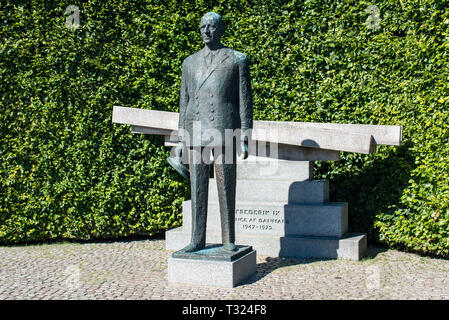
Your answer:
[222,242,237,252]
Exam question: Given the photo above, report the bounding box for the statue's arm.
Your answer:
[238,54,253,158]
[178,59,189,142]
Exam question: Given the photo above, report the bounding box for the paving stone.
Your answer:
[0,239,448,299]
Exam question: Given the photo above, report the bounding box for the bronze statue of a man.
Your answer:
[174,12,253,253]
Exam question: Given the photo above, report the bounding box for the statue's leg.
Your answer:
[214,144,237,252]
[183,146,210,253]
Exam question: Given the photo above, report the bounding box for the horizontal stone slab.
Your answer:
[208,179,329,203]
[182,200,348,238]
[266,120,402,146]
[165,227,366,260]
[113,107,178,131]
[112,106,402,154]
[168,249,256,287]
[252,122,375,154]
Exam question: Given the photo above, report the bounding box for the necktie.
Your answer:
[207,51,215,67]
[210,52,214,65]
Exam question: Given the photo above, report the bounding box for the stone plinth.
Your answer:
[168,245,256,288]
[165,159,367,260]
[180,200,348,237]
[111,106,402,262]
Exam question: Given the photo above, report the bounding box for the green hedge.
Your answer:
[1,0,448,257]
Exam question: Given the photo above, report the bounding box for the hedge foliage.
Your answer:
[1,0,448,257]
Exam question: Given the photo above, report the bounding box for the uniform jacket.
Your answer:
[178,45,253,147]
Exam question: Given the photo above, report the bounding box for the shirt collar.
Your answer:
[203,44,224,56]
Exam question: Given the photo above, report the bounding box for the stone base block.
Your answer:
[278,233,367,260]
[168,248,256,288]
[166,227,366,260]
[182,200,348,237]
[236,157,313,181]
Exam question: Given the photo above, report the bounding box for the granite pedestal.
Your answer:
[166,157,367,260]
[168,245,256,288]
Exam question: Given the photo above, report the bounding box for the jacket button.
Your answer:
[210,109,215,113]
[209,116,214,121]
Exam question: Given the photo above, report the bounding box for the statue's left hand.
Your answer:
[240,140,249,160]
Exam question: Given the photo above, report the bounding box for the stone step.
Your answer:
[208,179,329,204]
[165,227,367,260]
[182,200,348,238]
[235,157,313,181]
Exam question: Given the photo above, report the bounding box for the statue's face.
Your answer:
[199,17,222,46]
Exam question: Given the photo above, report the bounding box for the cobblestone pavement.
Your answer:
[0,238,448,300]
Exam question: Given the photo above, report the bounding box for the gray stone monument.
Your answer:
[111,13,403,288]
[113,106,402,263]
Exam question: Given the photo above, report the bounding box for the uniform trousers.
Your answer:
[188,143,237,248]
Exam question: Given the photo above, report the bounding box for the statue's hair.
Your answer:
[200,12,225,31]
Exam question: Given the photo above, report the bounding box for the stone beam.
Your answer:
[252,122,375,154]
[113,106,177,130]
[113,106,402,154]
[262,120,402,146]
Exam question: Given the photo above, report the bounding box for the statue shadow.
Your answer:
[244,256,329,285]
[317,140,416,243]
[242,244,389,285]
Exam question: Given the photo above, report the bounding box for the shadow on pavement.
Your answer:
[241,245,389,286]
[244,256,330,285]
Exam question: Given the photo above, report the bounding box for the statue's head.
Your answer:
[199,12,224,47]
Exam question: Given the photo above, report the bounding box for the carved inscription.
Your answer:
[235,208,284,233]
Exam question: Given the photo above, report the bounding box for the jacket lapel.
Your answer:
[195,47,229,94]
